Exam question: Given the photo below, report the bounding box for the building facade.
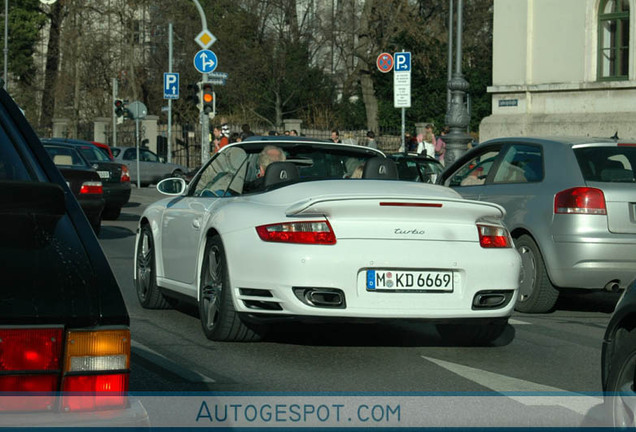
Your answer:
[480,0,636,141]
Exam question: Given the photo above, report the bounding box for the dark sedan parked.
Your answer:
[43,144,104,234]
[42,138,131,219]
[0,85,147,426]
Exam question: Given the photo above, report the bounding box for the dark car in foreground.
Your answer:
[602,280,636,427]
[42,138,131,219]
[43,144,105,234]
[439,136,636,313]
[0,86,147,426]
[389,152,444,183]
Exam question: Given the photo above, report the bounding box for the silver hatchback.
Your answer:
[439,136,636,313]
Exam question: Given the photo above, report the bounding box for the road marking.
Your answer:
[132,340,216,383]
[421,356,602,416]
[510,318,531,325]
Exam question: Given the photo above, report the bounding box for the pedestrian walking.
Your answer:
[366,130,378,149]
[330,129,342,143]
[435,126,449,165]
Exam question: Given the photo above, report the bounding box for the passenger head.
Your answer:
[257,145,286,177]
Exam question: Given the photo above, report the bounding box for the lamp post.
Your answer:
[443,0,472,166]
[3,0,7,90]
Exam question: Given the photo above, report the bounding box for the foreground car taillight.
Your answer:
[256,220,336,245]
[120,165,131,183]
[79,181,103,195]
[477,224,512,248]
[0,328,63,410]
[554,187,606,215]
[61,329,130,411]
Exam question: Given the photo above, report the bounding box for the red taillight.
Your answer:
[120,165,130,183]
[0,328,63,371]
[256,220,336,245]
[60,329,130,411]
[79,181,103,195]
[477,224,512,248]
[61,374,128,411]
[554,187,606,215]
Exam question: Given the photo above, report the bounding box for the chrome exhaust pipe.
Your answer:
[305,290,344,307]
[604,280,620,292]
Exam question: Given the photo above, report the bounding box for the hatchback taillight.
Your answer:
[79,181,103,195]
[120,165,130,183]
[0,327,130,412]
[61,329,130,411]
[554,187,606,215]
[256,220,336,245]
[477,224,512,248]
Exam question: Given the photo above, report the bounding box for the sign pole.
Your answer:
[135,117,141,189]
[168,23,173,163]
[201,73,210,166]
[112,78,117,148]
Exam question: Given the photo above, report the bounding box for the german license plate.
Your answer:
[366,270,453,291]
[97,170,110,179]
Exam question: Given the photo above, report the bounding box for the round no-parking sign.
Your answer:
[376,53,394,73]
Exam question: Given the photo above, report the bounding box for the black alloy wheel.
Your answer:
[135,224,171,309]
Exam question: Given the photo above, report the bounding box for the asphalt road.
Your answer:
[99,186,621,397]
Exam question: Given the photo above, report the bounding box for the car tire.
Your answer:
[605,328,636,427]
[102,206,122,220]
[514,234,559,313]
[199,235,262,342]
[436,320,508,346]
[135,224,172,309]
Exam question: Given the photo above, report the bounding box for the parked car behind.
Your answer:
[91,140,115,160]
[42,138,131,219]
[112,146,187,186]
[0,85,147,426]
[389,152,444,183]
[602,279,636,427]
[439,136,636,313]
[43,144,105,234]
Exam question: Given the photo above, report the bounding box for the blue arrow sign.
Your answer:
[194,49,218,74]
[163,72,179,100]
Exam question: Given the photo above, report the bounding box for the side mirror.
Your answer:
[157,177,186,195]
[0,180,65,217]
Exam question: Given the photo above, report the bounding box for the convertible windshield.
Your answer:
[190,141,382,197]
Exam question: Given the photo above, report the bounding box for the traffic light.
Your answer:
[201,82,214,114]
[114,99,125,117]
[187,83,200,109]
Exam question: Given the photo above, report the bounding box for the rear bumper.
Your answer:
[0,398,149,427]
[549,235,636,289]
[103,182,132,209]
[77,196,105,222]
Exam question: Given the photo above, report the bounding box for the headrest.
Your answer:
[362,156,399,180]
[264,161,300,188]
[53,155,73,166]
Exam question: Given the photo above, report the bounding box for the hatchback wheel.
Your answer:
[515,234,559,313]
[136,224,171,309]
[199,235,262,342]
[606,329,636,427]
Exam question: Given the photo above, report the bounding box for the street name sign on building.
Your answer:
[194,49,218,74]
[163,72,179,100]
[195,29,217,49]
[394,52,411,108]
[377,53,394,73]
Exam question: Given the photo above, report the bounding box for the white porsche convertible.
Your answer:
[135,137,520,344]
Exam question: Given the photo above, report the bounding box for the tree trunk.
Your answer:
[357,0,379,134]
[39,1,64,133]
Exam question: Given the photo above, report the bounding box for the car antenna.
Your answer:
[611,131,619,140]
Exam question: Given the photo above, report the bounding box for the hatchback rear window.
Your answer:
[574,146,636,183]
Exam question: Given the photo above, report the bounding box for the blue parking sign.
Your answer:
[394,52,411,72]
[164,73,179,100]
